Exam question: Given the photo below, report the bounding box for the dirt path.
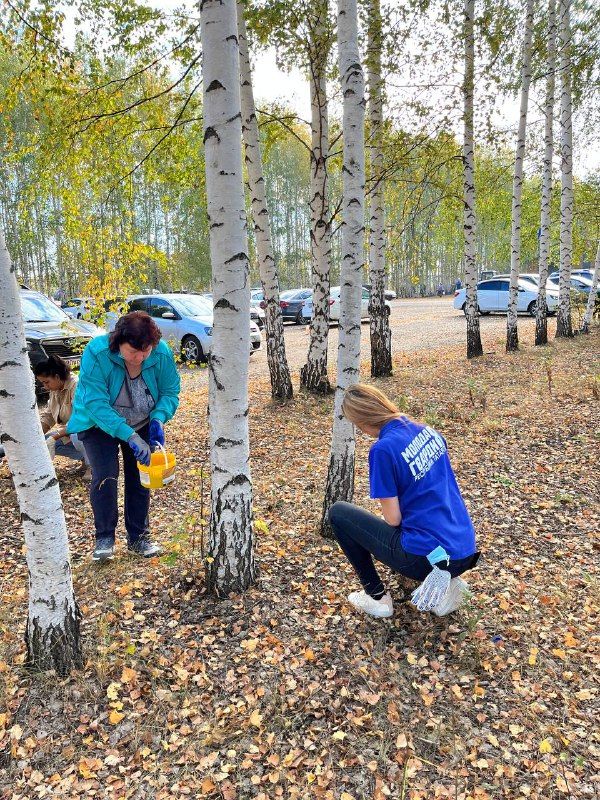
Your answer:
[182,297,558,389]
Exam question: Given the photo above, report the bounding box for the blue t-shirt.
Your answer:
[369,418,476,559]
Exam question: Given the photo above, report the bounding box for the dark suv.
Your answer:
[21,290,103,390]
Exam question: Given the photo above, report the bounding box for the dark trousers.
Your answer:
[329,501,479,598]
[78,424,150,543]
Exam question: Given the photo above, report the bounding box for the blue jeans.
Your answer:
[77,424,150,544]
[329,501,479,598]
[54,434,89,464]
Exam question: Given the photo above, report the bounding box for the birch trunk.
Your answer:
[506,0,534,352]
[321,0,365,535]
[301,1,333,394]
[367,0,392,377]
[536,0,557,346]
[0,231,82,675]
[201,0,255,595]
[237,2,293,400]
[463,0,483,358]
[556,0,574,338]
[581,242,599,333]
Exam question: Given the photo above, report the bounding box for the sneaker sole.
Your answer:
[92,552,115,561]
[127,549,162,558]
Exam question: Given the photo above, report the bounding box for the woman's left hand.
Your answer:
[149,419,165,449]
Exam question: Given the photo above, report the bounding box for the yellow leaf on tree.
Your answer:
[539,739,553,753]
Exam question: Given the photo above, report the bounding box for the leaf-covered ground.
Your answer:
[0,329,598,800]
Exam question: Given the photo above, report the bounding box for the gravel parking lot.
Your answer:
[182,296,558,388]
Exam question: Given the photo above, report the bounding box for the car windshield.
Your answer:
[170,296,212,317]
[280,290,297,300]
[21,294,69,322]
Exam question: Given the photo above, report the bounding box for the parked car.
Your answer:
[106,293,261,363]
[547,275,597,295]
[200,291,265,329]
[302,287,391,323]
[362,283,397,300]
[453,278,559,316]
[329,286,391,322]
[21,289,104,393]
[279,288,313,323]
[62,297,93,319]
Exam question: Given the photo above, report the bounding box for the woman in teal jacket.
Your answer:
[68,311,180,562]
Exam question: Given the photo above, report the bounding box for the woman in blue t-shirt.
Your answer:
[329,383,479,619]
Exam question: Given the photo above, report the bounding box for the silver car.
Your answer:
[107,293,262,363]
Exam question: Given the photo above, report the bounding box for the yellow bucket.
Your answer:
[137,444,177,490]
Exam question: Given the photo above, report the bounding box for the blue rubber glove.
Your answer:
[128,433,151,466]
[148,419,165,449]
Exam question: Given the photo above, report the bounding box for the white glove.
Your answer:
[411,565,451,612]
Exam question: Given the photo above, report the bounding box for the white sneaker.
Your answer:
[347,590,394,618]
[432,577,470,617]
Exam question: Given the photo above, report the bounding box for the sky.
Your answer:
[62,0,598,179]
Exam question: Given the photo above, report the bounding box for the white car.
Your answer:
[301,287,392,323]
[62,297,93,319]
[453,278,559,316]
[106,294,261,363]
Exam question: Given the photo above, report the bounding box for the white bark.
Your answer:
[506,0,535,352]
[301,1,333,394]
[0,230,81,675]
[201,0,255,594]
[321,0,365,534]
[581,242,599,333]
[463,0,483,358]
[556,0,574,337]
[536,0,557,346]
[367,0,392,377]
[237,2,293,400]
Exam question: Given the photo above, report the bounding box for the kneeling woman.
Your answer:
[329,384,479,618]
[67,312,180,562]
[34,356,90,478]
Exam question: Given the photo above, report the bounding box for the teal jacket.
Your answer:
[67,335,180,442]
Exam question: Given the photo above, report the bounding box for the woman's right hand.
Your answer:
[128,433,152,466]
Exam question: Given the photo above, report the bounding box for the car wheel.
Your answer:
[527,300,537,316]
[384,305,391,317]
[462,303,467,315]
[181,335,205,364]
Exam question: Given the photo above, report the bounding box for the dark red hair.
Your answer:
[108,311,162,353]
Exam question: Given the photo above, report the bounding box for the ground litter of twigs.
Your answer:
[0,328,599,800]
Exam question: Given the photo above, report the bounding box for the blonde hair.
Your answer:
[341,383,403,429]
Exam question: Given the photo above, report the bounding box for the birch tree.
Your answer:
[0,231,82,674]
[237,1,293,400]
[321,0,365,534]
[536,0,557,347]
[301,0,334,394]
[366,0,392,377]
[201,0,255,595]
[580,241,599,334]
[556,0,574,338]
[506,0,535,352]
[463,0,483,359]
